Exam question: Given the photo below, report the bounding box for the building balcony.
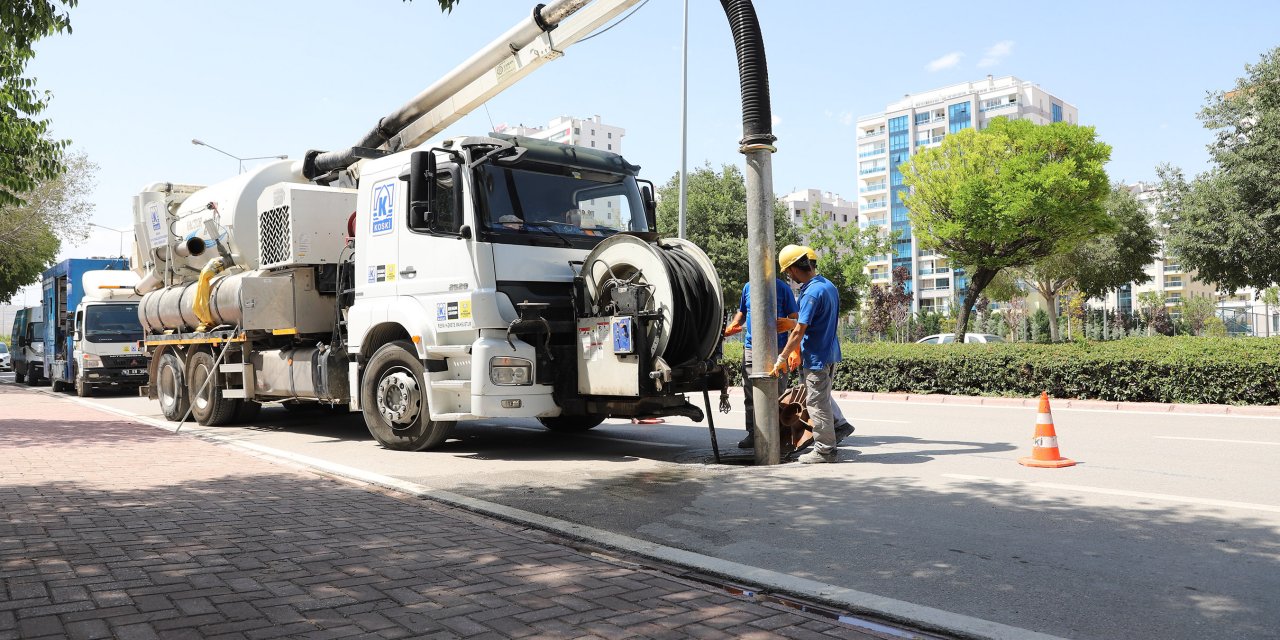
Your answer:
[862,200,887,210]
[917,267,950,276]
[915,135,945,146]
[858,148,886,158]
[859,166,886,175]
[860,129,886,139]
[979,102,1017,113]
[860,183,887,193]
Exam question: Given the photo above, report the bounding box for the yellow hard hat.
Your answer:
[778,244,817,270]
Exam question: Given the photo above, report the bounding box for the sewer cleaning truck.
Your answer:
[130,0,731,451]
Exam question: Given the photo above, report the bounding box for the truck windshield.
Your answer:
[474,163,648,249]
[85,304,143,343]
[0,343,7,354]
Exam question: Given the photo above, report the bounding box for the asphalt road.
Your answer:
[4,371,1278,640]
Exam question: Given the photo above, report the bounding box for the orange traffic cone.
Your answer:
[1018,392,1076,468]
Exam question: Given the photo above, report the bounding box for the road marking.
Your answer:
[1155,436,1280,446]
[943,473,1280,514]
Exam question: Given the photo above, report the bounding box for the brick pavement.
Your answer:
[0,384,890,639]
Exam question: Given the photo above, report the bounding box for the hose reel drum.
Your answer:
[579,235,722,369]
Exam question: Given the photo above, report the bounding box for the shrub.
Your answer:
[721,337,1279,405]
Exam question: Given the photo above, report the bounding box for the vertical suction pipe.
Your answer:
[720,0,781,466]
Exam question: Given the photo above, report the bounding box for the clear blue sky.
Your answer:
[16,0,1280,303]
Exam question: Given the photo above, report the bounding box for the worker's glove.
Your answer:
[787,350,801,372]
[775,317,796,333]
[770,354,790,377]
[723,321,743,337]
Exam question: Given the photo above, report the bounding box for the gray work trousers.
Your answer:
[804,364,837,455]
[742,347,787,432]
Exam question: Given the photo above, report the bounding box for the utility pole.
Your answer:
[677,0,689,239]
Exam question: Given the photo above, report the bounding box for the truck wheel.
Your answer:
[24,364,41,387]
[75,378,93,397]
[51,379,66,392]
[186,351,240,426]
[156,351,189,421]
[538,415,608,433]
[13,367,24,383]
[361,340,454,451]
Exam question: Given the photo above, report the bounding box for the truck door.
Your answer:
[396,161,478,335]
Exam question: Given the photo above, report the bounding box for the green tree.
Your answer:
[0,151,94,302]
[1157,47,1280,293]
[1262,285,1279,337]
[797,203,890,311]
[1019,184,1157,341]
[655,163,799,306]
[1,0,77,207]
[899,117,1112,343]
[1177,294,1217,336]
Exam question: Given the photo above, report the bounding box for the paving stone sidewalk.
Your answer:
[0,384,888,640]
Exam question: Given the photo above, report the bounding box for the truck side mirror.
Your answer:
[74,331,81,342]
[406,150,436,229]
[639,183,657,230]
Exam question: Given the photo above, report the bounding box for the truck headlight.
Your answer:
[82,353,103,368]
[489,357,532,386]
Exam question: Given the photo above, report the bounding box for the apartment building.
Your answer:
[778,189,858,230]
[855,75,1078,313]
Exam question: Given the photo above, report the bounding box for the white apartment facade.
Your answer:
[855,75,1079,313]
[779,189,858,230]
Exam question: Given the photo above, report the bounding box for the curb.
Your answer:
[3,380,1069,640]
[718,387,1280,418]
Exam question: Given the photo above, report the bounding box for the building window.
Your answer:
[948,102,971,134]
[574,127,580,135]
[607,143,612,150]
[889,115,909,133]
[590,141,595,147]
[914,112,930,125]
[1051,103,1063,123]
[842,214,848,223]
[607,132,612,139]
[591,129,595,135]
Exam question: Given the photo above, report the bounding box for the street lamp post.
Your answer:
[88,223,129,257]
[191,139,287,174]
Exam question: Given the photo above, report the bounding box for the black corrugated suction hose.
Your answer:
[657,246,718,367]
[720,0,775,146]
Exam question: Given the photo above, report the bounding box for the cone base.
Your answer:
[1019,456,1076,468]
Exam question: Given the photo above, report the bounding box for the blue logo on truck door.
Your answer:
[371,182,395,236]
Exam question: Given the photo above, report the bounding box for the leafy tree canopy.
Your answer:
[797,203,890,312]
[1158,46,1280,292]
[656,163,799,307]
[0,150,94,302]
[900,117,1112,341]
[0,0,77,207]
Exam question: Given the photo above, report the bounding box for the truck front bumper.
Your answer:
[82,367,148,388]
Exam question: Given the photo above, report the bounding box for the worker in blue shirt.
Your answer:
[773,244,851,463]
[723,277,797,449]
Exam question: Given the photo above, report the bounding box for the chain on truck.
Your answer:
[129,0,732,451]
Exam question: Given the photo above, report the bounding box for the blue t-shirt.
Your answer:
[796,274,841,369]
[738,278,799,351]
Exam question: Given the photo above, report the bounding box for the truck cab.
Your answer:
[11,306,44,385]
[72,295,148,396]
[39,258,145,395]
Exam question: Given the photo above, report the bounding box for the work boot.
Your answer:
[797,449,837,464]
[835,421,854,444]
[737,433,755,449]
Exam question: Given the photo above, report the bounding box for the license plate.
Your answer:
[123,369,147,376]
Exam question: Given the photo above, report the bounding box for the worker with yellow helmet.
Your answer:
[773,244,849,463]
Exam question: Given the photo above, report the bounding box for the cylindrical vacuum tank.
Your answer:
[138,272,247,333]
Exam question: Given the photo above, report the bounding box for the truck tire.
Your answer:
[361,340,454,451]
[51,378,66,393]
[156,351,189,421]
[538,415,607,433]
[24,364,41,387]
[75,377,93,397]
[13,366,24,383]
[186,350,240,426]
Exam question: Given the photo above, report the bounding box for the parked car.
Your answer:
[0,342,9,371]
[916,333,1006,344]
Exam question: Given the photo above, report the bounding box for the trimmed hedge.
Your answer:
[719,337,1280,405]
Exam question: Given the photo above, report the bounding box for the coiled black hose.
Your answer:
[656,246,718,367]
[720,0,775,146]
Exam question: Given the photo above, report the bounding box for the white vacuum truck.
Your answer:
[130,0,728,451]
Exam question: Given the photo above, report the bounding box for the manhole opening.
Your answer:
[699,451,795,466]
